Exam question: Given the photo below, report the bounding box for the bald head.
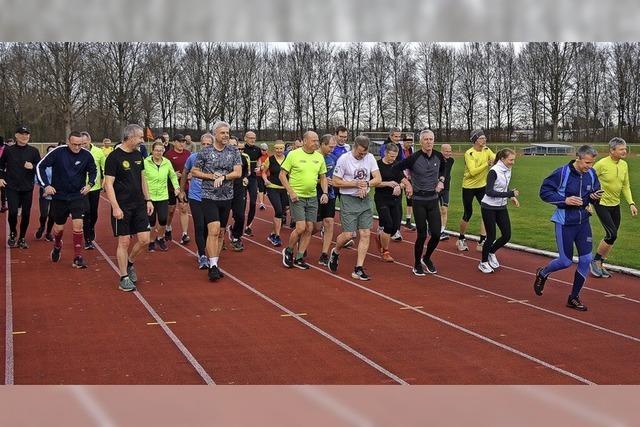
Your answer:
[302,131,319,153]
[441,143,453,158]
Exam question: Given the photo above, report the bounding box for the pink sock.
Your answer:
[54,230,64,249]
[73,231,83,258]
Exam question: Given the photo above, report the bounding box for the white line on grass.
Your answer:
[174,241,407,385]
[93,242,215,385]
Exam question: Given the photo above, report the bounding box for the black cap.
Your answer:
[173,133,186,141]
[15,125,30,134]
[470,129,485,143]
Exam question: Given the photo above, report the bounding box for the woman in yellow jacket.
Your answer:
[143,141,180,251]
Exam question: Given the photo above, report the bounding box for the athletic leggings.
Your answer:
[38,188,54,234]
[231,184,247,239]
[267,187,289,219]
[480,207,511,262]
[246,175,258,226]
[189,199,209,256]
[594,204,621,245]
[6,188,33,238]
[1,187,6,205]
[542,222,592,298]
[461,187,486,222]
[375,197,402,236]
[82,190,101,242]
[413,199,442,265]
[148,200,169,227]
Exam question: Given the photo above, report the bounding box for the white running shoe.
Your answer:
[456,239,469,251]
[488,253,500,269]
[391,230,403,241]
[478,262,494,274]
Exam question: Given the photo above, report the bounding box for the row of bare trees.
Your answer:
[1,42,640,142]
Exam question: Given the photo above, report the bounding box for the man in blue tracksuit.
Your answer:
[533,145,602,311]
[37,131,97,269]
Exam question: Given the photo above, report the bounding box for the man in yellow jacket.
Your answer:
[590,137,637,277]
[81,132,106,250]
[457,129,495,252]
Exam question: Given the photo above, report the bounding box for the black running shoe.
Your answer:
[282,247,294,268]
[84,240,95,250]
[17,238,28,249]
[34,227,45,240]
[421,257,437,274]
[244,227,253,237]
[7,232,17,248]
[566,295,588,311]
[51,246,62,262]
[164,228,172,241]
[413,264,426,276]
[328,248,339,273]
[294,258,310,270]
[208,265,221,281]
[533,267,548,296]
[351,266,370,281]
[156,238,168,252]
[180,233,190,244]
[72,256,88,269]
[318,252,329,266]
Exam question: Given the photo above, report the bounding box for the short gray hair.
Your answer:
[354,135,370,150]
[608,137,627,151]
[80,131,91,140]
[320,134,334,146]
[389,127,401,135]
[201,133,214,143]
[576,145,598,159]
[419,129,434,140]
[122,124,143,142]
[212,121,230,135]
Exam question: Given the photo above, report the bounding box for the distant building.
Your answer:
[522,143,573,156]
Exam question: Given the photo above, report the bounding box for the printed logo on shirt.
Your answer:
[122,160,130,170]
[354,168,368,180]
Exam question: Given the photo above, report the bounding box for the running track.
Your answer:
[2,192,639,384]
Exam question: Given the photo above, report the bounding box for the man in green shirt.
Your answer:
[591,137,637,278]
[279,131,328,269]
[81,131,106,250]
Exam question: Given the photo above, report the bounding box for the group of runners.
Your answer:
[0,123,635,311]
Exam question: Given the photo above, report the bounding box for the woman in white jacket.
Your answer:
[478,148,520,273]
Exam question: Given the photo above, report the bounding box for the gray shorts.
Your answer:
[340,194,373,232]
[290,196,319,223]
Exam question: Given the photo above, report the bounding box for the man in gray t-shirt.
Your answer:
[191,121,242,282]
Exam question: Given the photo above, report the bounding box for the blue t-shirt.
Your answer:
[184,152,202,202]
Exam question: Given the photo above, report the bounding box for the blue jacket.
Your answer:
[36,146,97,201]
[539,160,601,225]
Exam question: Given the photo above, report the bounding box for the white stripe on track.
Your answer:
[254,215,640,343]
[4,221,14,384]
[175,242,408,385]
[93,242,215,385]
[242,233,596,385]
[68,385,119,427]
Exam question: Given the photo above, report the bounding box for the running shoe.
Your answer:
[267,233,278,246]
[293,258,310,270]
[328,248,339,273]
[351,266,370,281]
[72,256,88,269]
[34,227,45,240]
[533,267,547,296]
[413,264,426,276]
[282,247,294,268]
[600,266,612,278]
[318,252,330,266]
[343,239,355,248]
[244,227,253,236]
[84,240,95,250]
[439,232,449,241]
[589,260,603,277]
[381,250,394,262]
[259,203,266,210]
[198,255,209,270]
[391,231,403,242]
[274,235,282,247]
[44,233,53,242]
[164,228,172,241]
[148,241,156,252]
[208,265,221,281]
[119,276,136,292]
[127,263,137,283]
[180,233,191,245]
[17,238,28,249]
[566,295,588,311]
[488,253,500,269]
[51,246,62,262]
[456,239,469,252]
[231,238,244,252]
[478,262,494,274]
[156,238,168,252]
[7,232,17,248]
[404,220,416,231]
[421,257,437,274]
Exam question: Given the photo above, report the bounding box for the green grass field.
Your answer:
[426,154,639,269]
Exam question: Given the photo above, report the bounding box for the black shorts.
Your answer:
[168,191,177,206]
[317,196,336,221]
[439,189,450,207]
[111,204,151,237]
[51,198,89,225]
[202,199,232,227]
[257,178,266,193]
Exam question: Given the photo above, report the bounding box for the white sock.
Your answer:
[210,257,219,266]
[441,226,445,233]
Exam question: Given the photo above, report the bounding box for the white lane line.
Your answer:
[294,385,380,427]
[68,385,119,427]
[175,241,408,385]
[241,235,596,385]
[254,216,640,344]
[4,221,14,385]
[93,242,215,385]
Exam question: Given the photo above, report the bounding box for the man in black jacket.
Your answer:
[37,131,97,268]
[0,126,42,248]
